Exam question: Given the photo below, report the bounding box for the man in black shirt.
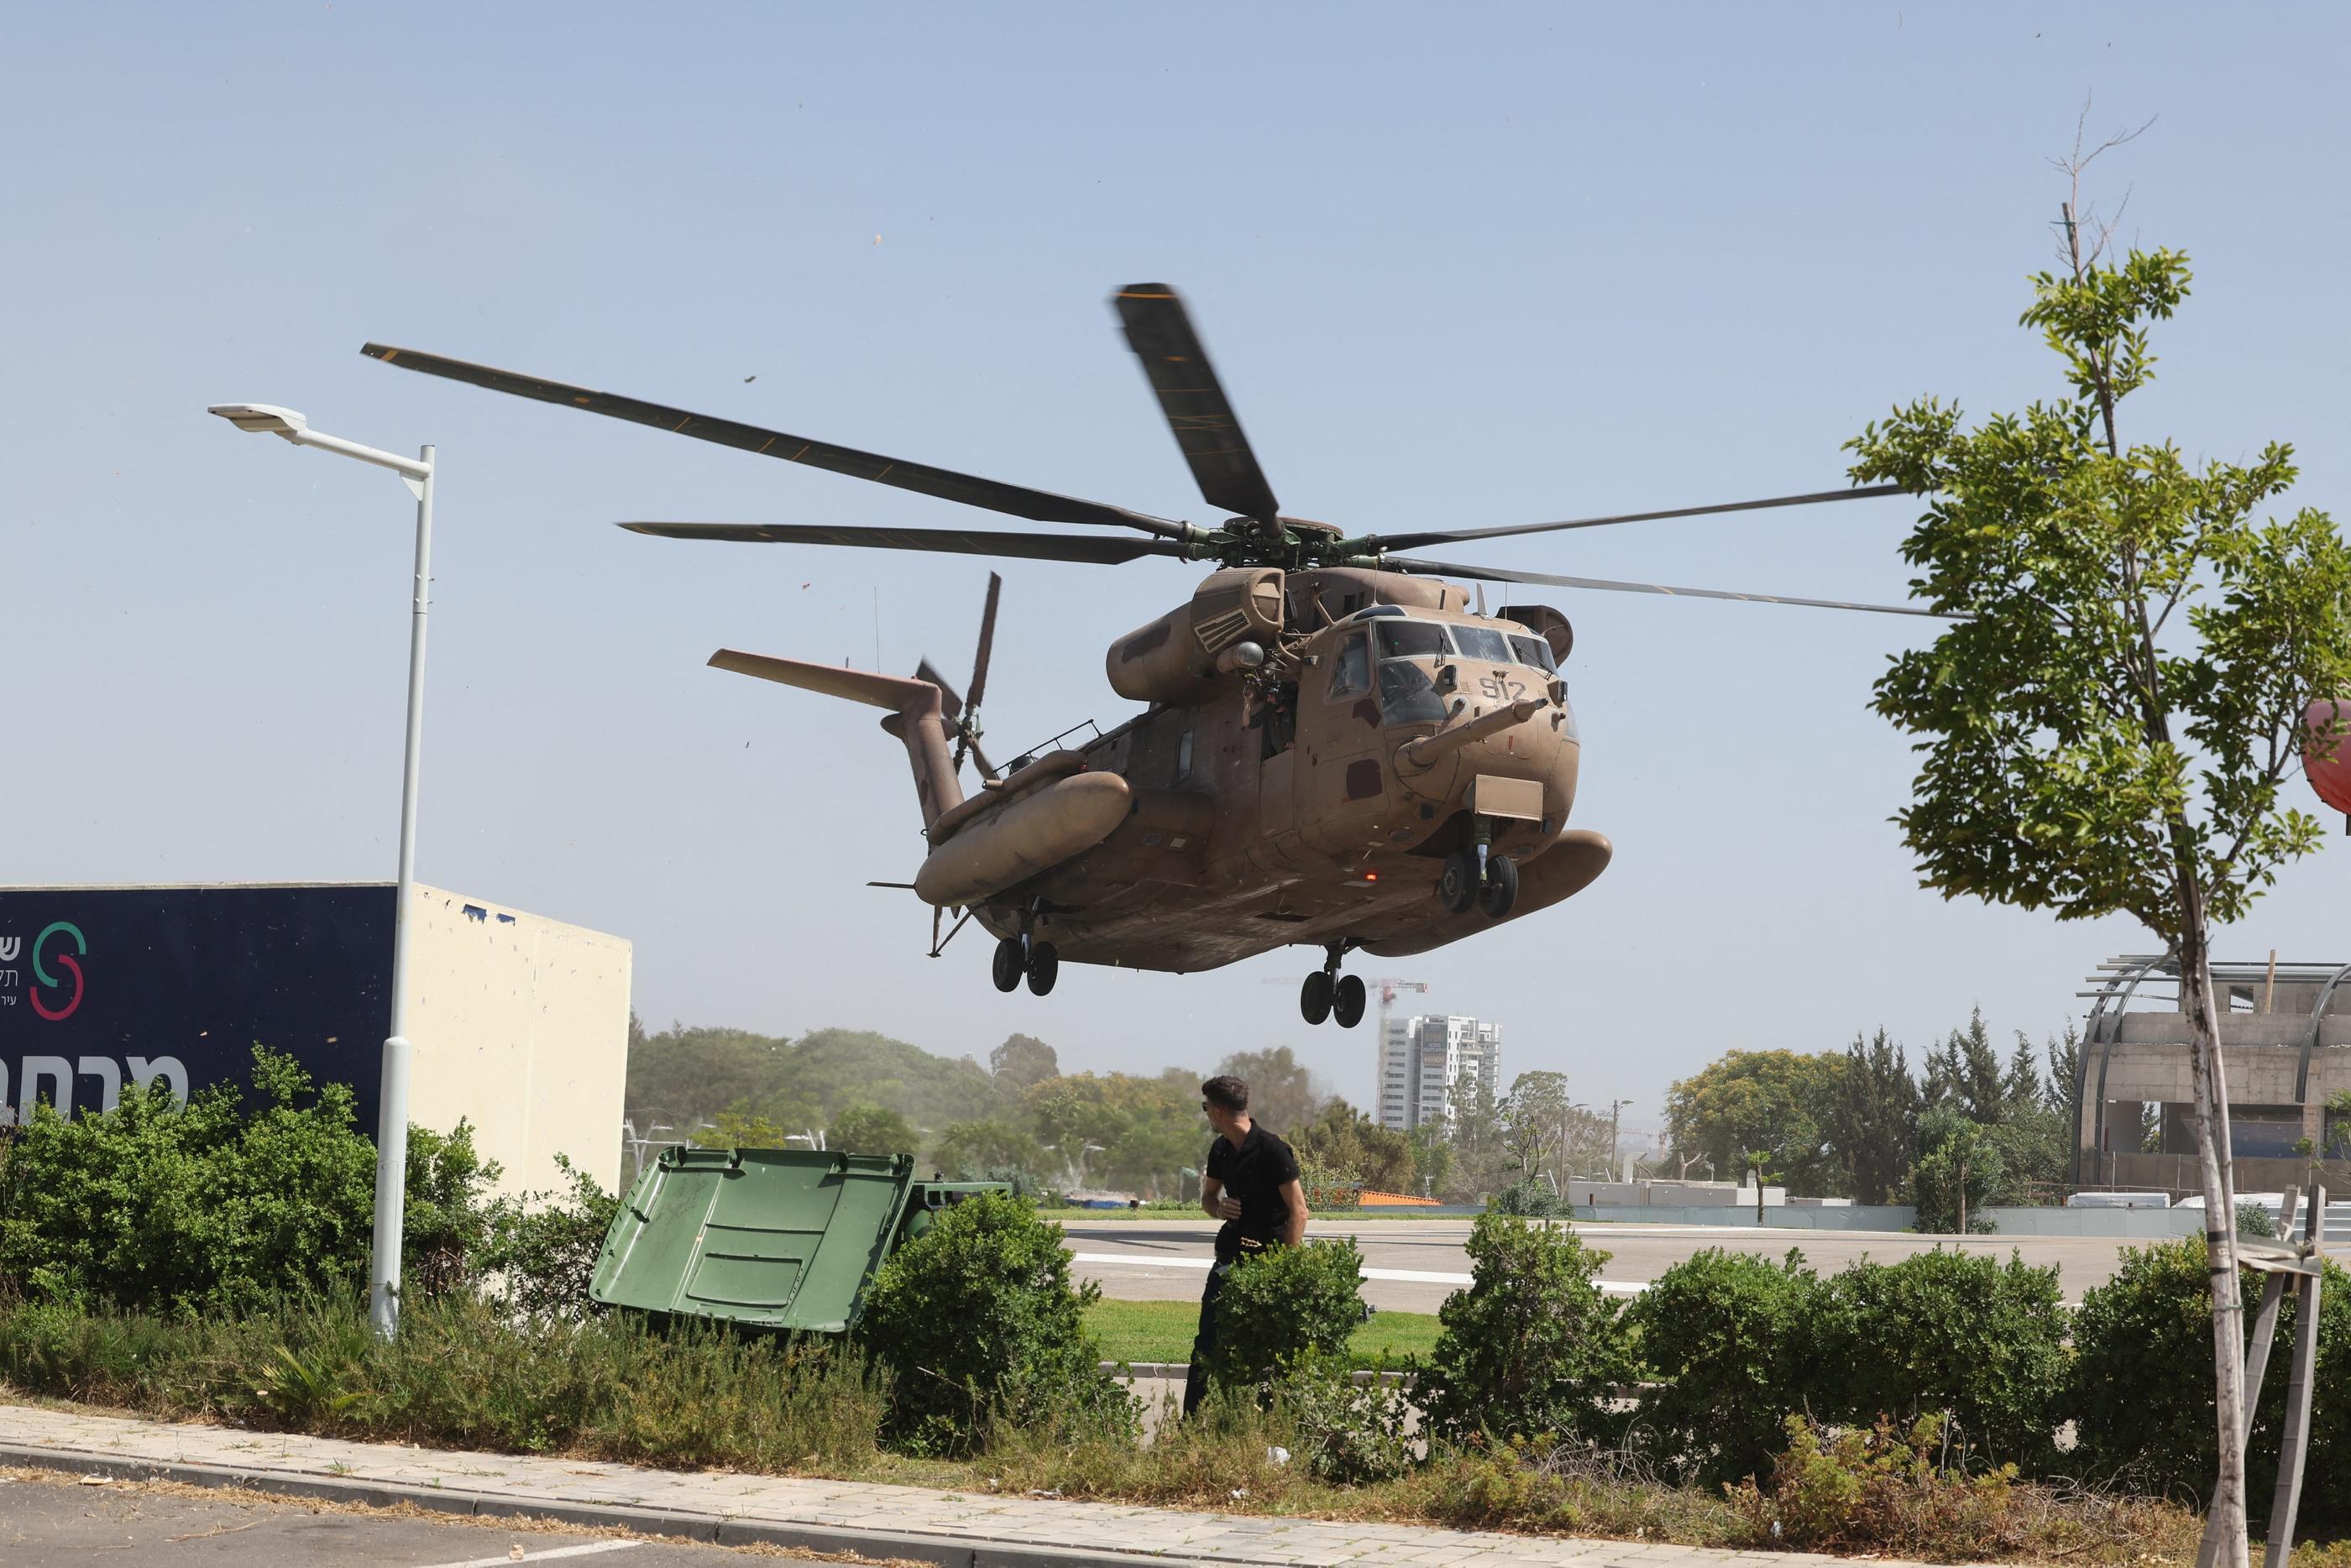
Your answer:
[1182,1073,1308,1416]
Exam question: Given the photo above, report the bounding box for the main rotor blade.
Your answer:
[617,521,1185,565]
[364,344,1195,541]
[1346,484,1910,554]
[968,571,1003,713]
[1378,555,1945,617]
[1112,285,1280,521]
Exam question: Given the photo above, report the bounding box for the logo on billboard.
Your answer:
[29,923,86,1022]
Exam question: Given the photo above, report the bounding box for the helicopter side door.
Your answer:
[1296,626,1390,858]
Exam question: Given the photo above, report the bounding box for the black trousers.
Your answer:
[1181,1259,1229,1416]
[1183,1234,1267,1416]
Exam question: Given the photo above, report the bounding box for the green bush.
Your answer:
[1626,1247,1831,1487]
[1415,1213,1626,1447]
[0,1048,376,1313]
[856,1190,1134,1456]
[402,1121,500,1301]
[1270,1350,1416,1484]
[478,1154,620,1320]
[2067,1238,2351,1529]
[1489,1176,1563,1217]
[1817,1248,2066,1470]
[0,1291,888,1468]
[1197,1237,1365,1392]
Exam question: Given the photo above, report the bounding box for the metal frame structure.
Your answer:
[2076,954,2351,1189]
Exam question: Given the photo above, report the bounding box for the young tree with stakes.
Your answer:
[1846,136,2351,1562]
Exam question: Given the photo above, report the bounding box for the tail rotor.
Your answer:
[919,571,1003,781]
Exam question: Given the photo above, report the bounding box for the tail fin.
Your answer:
[709,650,965,828]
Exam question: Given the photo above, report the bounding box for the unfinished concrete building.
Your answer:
[2077,955,2351,1194]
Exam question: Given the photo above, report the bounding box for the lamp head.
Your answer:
[207,403,310,436]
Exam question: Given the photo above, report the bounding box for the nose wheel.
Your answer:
[1440,840,1520,920]
[1300,949,1367,1028]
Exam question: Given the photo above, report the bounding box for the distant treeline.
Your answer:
[621,1020,1528,1202]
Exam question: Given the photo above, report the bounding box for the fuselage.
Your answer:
[977,572,1605,972]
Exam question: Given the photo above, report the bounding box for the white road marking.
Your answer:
[1067,1251,1649,1295]
[415,1539,641,1567]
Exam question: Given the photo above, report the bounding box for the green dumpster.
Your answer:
[589,1146,1007,1333]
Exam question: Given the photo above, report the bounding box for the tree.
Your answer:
[1290,1100,1415,1194]
[1912,1106,2002,1234]
[2045,1022,2084,1126]
[930,1118,1047,1181]
[1664,1050,1844,1196]
[1211,1046,1322,1135]
[1847,154,2351,1553]
[827,1103,918,1156]
[1827,1028,1920,1204]
[1406,1121,1452,1197]
[988,1033,1060,1090]
[1426,1071,1516,1203]
[1498,1070,1572,1181]
[1922,1009,2006,1123]
[1020,1071,1198,1196]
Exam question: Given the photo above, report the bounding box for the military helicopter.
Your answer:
[363,285,1929,1027]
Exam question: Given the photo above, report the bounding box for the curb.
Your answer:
[0,1440,1216,1568]
[1105,1362,1411,1388]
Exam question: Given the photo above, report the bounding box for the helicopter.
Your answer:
[362,285,1931,1027]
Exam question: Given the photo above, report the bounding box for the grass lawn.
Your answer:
[1084,1297,1443,1367]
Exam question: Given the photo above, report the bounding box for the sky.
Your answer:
[6,4,2347,1135]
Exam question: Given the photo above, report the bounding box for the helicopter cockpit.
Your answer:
[1330,607,1568,734]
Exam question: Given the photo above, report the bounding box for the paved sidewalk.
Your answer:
[0,1401,1933,1568]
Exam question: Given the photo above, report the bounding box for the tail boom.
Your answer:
[708,650,966,827]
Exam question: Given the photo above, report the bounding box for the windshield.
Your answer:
[1374,620,1451,660]
[1451,625,1511,663]
[1378,659,1450,724]
[1507,633,1558,673]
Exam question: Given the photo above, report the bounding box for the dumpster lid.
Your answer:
[590,1147,918,1332]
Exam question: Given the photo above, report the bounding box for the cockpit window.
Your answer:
[1452,625,1511,663]
[1328,631,1370,698]
[1378,659,1450,724]
[1507,634,1558,673]
[1374,620,1451,661]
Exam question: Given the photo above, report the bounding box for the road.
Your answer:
[1063,1217,2148,1311]
[0,1469,789,1568]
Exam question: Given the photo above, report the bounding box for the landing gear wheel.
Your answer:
[1479,855,1521,919]
[1437,850,1479,915]
[1332,974,1368,1029]
[1300,971,1333,1026]
[992,936,1024,993]
[1025,940,1060,996]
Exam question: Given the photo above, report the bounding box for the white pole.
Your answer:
[369,443,434,1338]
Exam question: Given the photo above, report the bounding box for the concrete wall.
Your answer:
[401,886,631,1199]
[1573,1204,1917,1230]
[1568,1203,2207,1237]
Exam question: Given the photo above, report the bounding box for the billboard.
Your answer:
[0,884,394,1130]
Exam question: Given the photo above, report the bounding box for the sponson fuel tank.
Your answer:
[914,771,1132,907]
[1106,567,1284,705]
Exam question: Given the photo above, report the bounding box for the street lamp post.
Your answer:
[207,403,435,1339]
[1609,1098,1634,1183]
